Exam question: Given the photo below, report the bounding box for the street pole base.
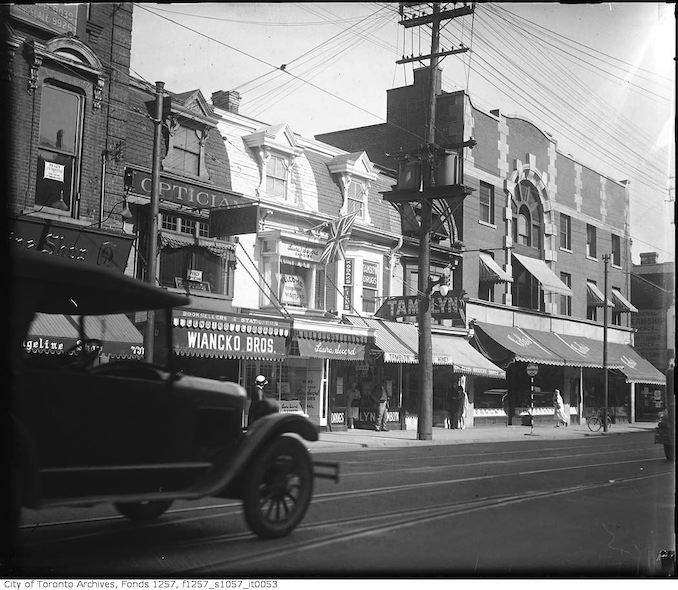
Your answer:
[417,433,432,441]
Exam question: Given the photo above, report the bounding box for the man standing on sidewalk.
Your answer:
[374,379,389,431]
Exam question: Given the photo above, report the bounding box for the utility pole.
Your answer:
[144,81,165,363]
[396,2,474,440]
[602,253,610,432]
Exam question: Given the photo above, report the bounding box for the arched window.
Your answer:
[511,180,542,252]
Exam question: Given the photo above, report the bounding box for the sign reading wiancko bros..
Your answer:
[375,291,466,320]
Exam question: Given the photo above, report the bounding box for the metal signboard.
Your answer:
[209,204,259,237]
[374,291,466,321]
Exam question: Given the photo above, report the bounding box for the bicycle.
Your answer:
[586,408,613,432]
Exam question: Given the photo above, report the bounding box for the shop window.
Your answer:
[586,224,597,258]
[280,262,309,308]
[159,246,232,296]
[559,272,572,316]
[479,181,495,225]
[611,233,621,267]
[35,82,84,213]
[560,213,571,250]
[362,261,379,313]
[266,154,289,200]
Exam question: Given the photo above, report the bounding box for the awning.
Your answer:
[344,316,419,363]
[431,332,505,378]
[513,253,572,296]
[523,330,622,370]
[607,343,666,385]
[472,322,566,367]
[25,313,144,358]
[159,232,234,258]
[173,308,290,360]
[292,318,371,361]
[611,288,638,313]
[586,281,614,308]
[479,252,512,283]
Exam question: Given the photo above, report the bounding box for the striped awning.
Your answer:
[513,253,572,296]
[343,316,418,363]
[611,288,638,313]
[586,281,614,308]
[431,332,505,378]
[479,252,512,283]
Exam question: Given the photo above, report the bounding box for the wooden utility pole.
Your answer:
[602,253,610,432]
[144,81,165,363]
[397,2,474,440]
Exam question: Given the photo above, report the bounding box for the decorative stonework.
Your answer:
[497,115,509,179]
[574,163,583,212]
[547,139,558,202]
[600,177,608,224]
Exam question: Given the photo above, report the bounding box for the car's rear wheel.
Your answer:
[664,444,674,461]
[242,436,313,539]
[114,500,173,521]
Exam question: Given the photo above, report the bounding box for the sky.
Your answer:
[130,2,676,264]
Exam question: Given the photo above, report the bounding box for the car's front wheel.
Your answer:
[242,436,313,539]
[114,500,173,521]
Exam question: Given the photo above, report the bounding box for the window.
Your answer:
[314,266,326,310]
[161,213,208,236]
[611,234,621,266]
[559,272,572,316]
[586,279,598,321]
[586,224,597,258]
[35,83,83,213]
[611,285,622,325]
[511,264,543,311]
[266,154,288,199]
[479,181,495,224]
[164,127,201,176]
[559,213,571,250]
[362,261,379,313]
[517,207,531,246]
[346,181,365,217]
[511,181,542,251]
[478,282,494,302]
[159,246,232,297]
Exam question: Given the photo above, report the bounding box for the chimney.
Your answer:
[639,252,658,265]
[212,90,241,114]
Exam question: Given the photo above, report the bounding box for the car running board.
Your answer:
[312,460,340,483]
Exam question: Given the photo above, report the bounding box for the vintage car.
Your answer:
[8,250,338,542]
[655,366,675,461]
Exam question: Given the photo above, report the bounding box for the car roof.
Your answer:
[11,250,191,315]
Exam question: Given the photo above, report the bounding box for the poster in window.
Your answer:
[362,261,378,288]
[281,273,306,306]
[44,161,65,182]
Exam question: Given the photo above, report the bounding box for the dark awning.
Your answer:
[472,322,564,367]
[172,308,290,360]
[607,343,666,385]
[523,330,622,369]
[344,316,418,363]
[479,252,512,283]
[586,281,614,308]
[292,318,371,362]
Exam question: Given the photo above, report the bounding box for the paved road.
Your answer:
[12,429,675,577]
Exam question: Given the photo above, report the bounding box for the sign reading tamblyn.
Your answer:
[375,291,466,321]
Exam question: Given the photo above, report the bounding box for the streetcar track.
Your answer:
[180,471,668,574]
[18,455,669,549]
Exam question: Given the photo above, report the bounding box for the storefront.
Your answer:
[472,321,664,424]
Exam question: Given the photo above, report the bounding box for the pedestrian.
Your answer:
[345,382,359,429]
[373,379,389,431]
[446,383,460,429]
[248,374,279,426]
[553,388,568,427]
[454,380,468,430]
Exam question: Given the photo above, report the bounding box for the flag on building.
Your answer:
[319,211,358,264]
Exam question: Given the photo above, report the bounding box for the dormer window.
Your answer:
[266,154,289,200]
[327,151,377,224]
[163,120,210,180]
[346,180,365,217]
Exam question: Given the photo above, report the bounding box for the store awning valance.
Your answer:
[431,332,505,378]
[172,308,290,360]
[607,343,666,385]
[292,318,371,361]
[159,232,235,258]
[344,316,419,363]
[472,322,566,367]
[586,281,614,308]
[611,288,638,313]
[513,253,572,296]
[25,313,144,358]
[479,252,513,283]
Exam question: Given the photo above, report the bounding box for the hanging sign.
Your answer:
[526,363,539,377]
[375,291,466,320]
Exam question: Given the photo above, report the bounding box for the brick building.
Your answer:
[318,66,665,424]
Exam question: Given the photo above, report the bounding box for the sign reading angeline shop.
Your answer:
[375,291,466,321]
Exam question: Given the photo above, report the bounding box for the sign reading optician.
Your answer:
[125,167,252,210]
[10,4,79,36]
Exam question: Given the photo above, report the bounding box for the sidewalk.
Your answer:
[309,421,657,454]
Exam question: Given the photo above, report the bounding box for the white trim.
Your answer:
[478,219,497,229]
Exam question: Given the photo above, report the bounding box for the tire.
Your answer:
[664,444,674,461]
[587,416,602,432]
[114,500,173,521]
[242,436,313,539]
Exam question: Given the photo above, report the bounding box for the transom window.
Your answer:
[511,180,542,251]
[266,154,289,199]
[161,213,209,237]
[36,83,84,213]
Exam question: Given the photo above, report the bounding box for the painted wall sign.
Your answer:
[125,167,250,209]
[10,4,78,36]
[9,217,133,272]
[375,291,466,320]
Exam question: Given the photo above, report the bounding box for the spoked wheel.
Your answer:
[587,416,602,432]
[114,500,173,521]
[242,436,313,539]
